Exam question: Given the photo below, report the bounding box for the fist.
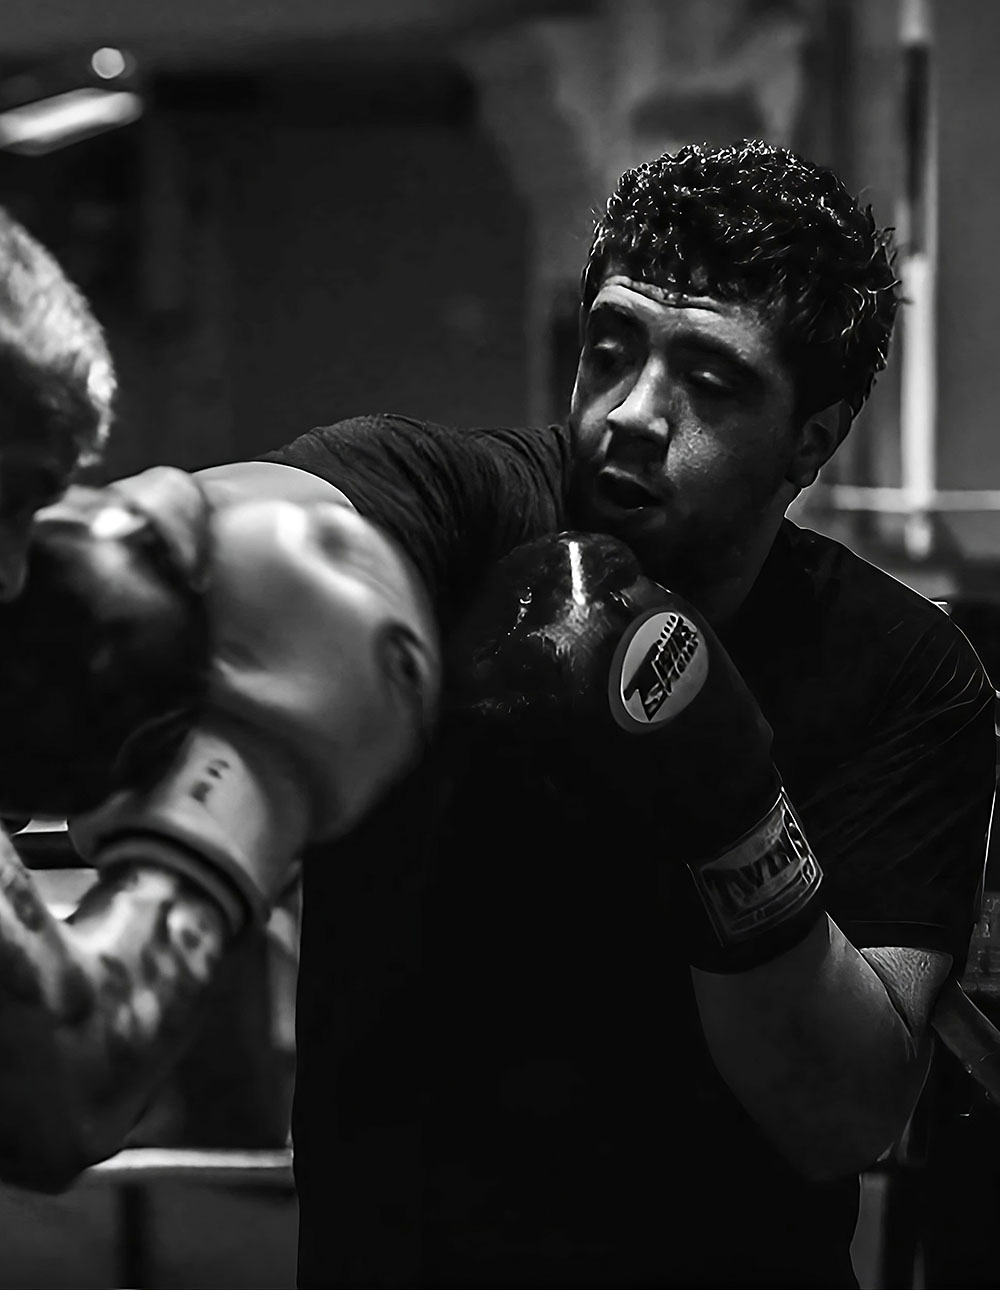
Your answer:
[0,484,209,818]
[447,531,777,863]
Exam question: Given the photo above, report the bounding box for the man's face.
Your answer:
[568,275,801,601]
[0,420,77,600]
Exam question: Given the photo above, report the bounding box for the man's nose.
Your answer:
[605,359,674,449]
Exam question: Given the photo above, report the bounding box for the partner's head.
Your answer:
[568,139,899,606]
[0,207,115,599]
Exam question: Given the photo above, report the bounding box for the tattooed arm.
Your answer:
[0,831,233,1191]
[0,474,441,1190]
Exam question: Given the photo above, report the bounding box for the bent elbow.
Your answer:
[778,1056,928,1183]
[795,1145,886,1184]
[778,1119,904,1183]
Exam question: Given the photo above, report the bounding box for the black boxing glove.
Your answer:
[0,481,210,821]
[449,531,824,973]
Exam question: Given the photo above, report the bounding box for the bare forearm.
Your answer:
[0,832,233,1189]
[691,915,938,1180]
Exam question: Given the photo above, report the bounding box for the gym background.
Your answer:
[0,1,998,1287]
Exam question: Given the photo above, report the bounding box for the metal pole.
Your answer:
[899,0,938,561]
[118,1182,151,1289]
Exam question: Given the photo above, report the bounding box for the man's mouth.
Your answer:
[594,467,662,512]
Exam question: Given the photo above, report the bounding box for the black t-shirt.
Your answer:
[262,415,997,1289]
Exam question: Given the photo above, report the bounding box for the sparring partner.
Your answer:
[0,211,120,827]
[0,467,438,1186]
[0,139,990,1290]
[0,198,438,1228]
[0,207,114,595]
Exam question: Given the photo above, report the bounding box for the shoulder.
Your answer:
[257,415,571,621]
[771,527,996,964]
[737,522,995,817]
[260,414,570,477]
[783,521,945,632]
[782,521,990,697]
[258,411,570,536]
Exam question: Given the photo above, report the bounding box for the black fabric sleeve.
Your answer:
[801,616,997,967]
[258,414,570,622]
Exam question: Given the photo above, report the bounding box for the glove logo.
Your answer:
[691,792,823,943]
[188,757,229,804]
[608,608,708,732]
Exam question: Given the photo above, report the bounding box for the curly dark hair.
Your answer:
[0,207,115,465]
[581,139,900,422]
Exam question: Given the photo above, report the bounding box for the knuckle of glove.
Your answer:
[0,482,210,821]
[108,467,213,593]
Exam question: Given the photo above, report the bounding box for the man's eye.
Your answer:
[587,340,628,374]
[688,369,737,396]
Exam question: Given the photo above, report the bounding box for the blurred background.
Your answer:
[6,0,1000,599]
[2,0,1000,1286]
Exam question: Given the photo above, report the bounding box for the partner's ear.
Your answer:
[787,401,852,490]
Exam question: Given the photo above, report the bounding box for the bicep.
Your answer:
[257,417,570,611]
[803,629,996,968]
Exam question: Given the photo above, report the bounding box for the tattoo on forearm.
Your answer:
[0,831,51,932]
[54,961,95,1027]
[0,933,45,1007]
[0,839,232,1170]
[87,880,226,1074]
[72,866,229,1073]
[0,834,65,1007]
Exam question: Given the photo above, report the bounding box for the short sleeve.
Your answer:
[259,413,571,620]
[799,616,997,966]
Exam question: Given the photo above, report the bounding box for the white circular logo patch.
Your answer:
[608,608,709,732]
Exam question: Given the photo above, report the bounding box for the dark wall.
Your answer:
[0,58,531,478]
[224,116,530,457]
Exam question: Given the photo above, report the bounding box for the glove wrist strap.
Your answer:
[679,788,825,973]
[78,719,309,933]
[97,834,248,935]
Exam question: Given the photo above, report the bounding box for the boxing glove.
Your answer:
[0,482,210,819]
[73,497,441,933]
[0,463,317,822]
[107,465,214,592]
[448,531,824,973]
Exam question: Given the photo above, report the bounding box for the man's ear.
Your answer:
[787,401,852,490]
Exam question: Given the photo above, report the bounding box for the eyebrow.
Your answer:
[587,300,767,385]
[585,299,642,332]
[675,333,764,384]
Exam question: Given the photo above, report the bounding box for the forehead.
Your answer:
[590,275,783,367]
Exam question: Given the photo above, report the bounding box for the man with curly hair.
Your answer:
[211,140,995,1286]
[274,140,991,1288]
[0,141,990,1290]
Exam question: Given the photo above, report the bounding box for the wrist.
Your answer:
[72,717,309,933]
[672,788,825,973]
[97,836,251,937]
